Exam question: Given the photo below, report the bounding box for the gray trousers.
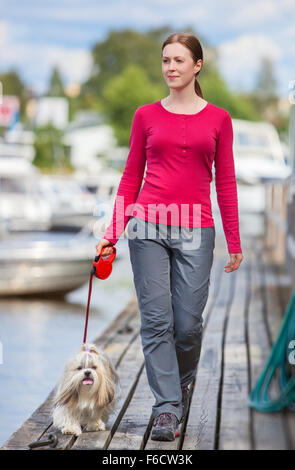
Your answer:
[127,216,215,421]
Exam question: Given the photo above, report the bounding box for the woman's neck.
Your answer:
[162,94,207,113]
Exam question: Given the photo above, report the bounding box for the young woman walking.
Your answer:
[95,32,243,442]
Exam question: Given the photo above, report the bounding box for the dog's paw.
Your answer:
[86,419,106,432]
[97,419,106,431]
[61,425,82,436]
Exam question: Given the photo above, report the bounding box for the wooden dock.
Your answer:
[2,234,295,450]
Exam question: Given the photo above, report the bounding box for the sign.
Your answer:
[0,95,20,127]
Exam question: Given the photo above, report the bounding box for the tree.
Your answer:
[46,66,66,97]
[254,56,278,100]
[33,124,73,172]
[101,63,164,145]
[200,67,259,120]
[0,69,30,120]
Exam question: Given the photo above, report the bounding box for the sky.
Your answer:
[1,0,295,98]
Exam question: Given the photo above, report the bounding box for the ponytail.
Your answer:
[194,74,203,98]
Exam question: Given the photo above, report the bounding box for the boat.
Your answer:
[0,156,52,231]
[212,118,292,216]
[36,175,100,231]
[0,221,120,297]
[232,119,292,185]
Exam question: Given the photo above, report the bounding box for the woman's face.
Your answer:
[162,42,202,90]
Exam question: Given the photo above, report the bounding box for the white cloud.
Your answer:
[0,20,9,43]
[228,1,278,28]
[217,34,282,92]
[0,21,93,93]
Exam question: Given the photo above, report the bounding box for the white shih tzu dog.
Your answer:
[52,343,119,436]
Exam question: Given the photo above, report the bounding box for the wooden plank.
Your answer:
[182,258,232,450]
[1,297,139,450]
[261,249,295,450]
[105,366,154,450]
[218,253,251,449]
[248,239,289,450]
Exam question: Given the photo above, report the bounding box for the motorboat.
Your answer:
[212,118,292,216]
[232,119,292,185]
[36,175,102,231]
[0,220,120,297]
[0,156,52,231]
[74,167,122,201]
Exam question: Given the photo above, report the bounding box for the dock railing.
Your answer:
[265,176,295,288]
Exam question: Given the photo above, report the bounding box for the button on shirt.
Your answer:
[103,100,242,254]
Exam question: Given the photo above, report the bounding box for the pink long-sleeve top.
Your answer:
[103,100,242,254]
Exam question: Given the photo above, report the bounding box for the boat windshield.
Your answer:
[236,131,270,148]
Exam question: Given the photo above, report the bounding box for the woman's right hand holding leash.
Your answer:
[95,238,114,257]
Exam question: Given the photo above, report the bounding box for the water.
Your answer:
[0,237,135,447]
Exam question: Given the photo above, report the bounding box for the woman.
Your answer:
[95,32,243,442]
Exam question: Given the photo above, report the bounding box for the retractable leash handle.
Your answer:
[83,246,117,345]
[92,246,117,279]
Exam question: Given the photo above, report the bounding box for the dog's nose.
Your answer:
[84,370,91,377]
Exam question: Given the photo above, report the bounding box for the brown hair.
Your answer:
[161,32,204,98]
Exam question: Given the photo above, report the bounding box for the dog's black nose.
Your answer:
[84,370,91,377]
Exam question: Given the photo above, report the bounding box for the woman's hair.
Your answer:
[161,32,204,98]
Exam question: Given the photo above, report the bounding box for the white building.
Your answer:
[34,97,69,129]
[63,111,119,172]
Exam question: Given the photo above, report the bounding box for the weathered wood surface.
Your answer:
[2,235,294,451]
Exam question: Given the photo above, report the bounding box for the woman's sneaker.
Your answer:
[151,413,180,441]
[181,385,190,423]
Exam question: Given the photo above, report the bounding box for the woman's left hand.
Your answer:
[224,253,243,273]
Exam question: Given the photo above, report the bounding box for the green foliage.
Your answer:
[200,68,260,120]
[100,64,165,145]
[0,69,30,119]
[46,67,66,97]
[254,56,278,99]
[82,28,166,97]
[32,124,73,172]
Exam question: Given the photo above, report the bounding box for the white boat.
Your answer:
[0,156,52,231]
[36,175,100,231]
[74,168,122,202]
[232,119,292,185]
[0,223,119,297]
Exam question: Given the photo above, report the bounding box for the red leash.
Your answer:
[83,246,117,344]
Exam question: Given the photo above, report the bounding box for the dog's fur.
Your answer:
[52,343,119,436]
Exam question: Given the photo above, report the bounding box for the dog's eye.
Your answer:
[92,366,97,370]
[77,366,82,370]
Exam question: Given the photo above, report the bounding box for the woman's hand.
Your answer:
[224,253,243,273]
[95,238,114,257]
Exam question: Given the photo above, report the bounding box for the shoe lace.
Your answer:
[155,413,175,426]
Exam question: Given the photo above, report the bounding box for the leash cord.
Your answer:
[83,271,94,344]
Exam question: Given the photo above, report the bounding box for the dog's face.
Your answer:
[68,347,100,392]
[54,344,117,410]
